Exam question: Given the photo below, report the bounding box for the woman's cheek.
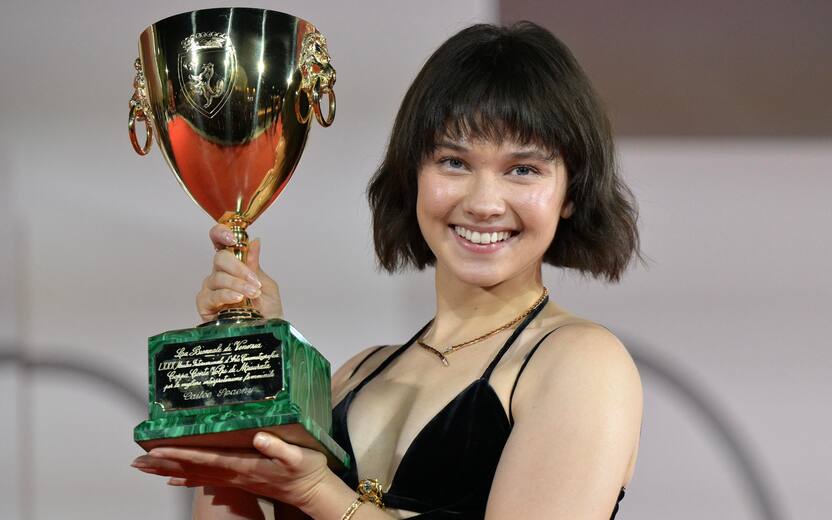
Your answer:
[514,190,562,241]
[419,177,462,217]
[515,190,555,219]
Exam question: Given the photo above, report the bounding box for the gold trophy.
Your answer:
[129,8,347,470]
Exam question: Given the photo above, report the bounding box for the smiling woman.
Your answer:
[133,20,645,520]
[415,138,570,289]
[367,23,641,286]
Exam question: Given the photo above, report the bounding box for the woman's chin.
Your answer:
[446,267,507,288]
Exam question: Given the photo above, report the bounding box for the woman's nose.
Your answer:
[462,174,505,221]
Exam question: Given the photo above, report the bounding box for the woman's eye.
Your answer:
[440,157,465,170]
[510,165,539,176]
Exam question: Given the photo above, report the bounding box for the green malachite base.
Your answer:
[134,318,350,471]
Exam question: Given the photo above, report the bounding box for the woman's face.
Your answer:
[416,136,573,288]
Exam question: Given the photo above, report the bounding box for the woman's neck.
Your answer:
[423,263,546,346]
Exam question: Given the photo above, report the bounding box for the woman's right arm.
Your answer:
[191,226,382,519]
[193,225,287,519]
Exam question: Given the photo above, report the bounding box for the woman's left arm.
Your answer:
[485,324,644,520]
[132,433,395,520]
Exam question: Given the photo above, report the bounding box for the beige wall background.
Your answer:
[1,1,829,519]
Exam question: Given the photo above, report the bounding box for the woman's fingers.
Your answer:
[134,452,241,482]
[209,224,237,251]
[212,250,261,287]
[206,271,262,299]
[199,226,284,321]
[209,289,245,308]
[196,287,244,321]
[197,238,265,321]
[144,447,275,485]
[246,238,262,274]
[253,433,304,468]
[132,438,329,506]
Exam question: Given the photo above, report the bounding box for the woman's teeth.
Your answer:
[454,225,512,244]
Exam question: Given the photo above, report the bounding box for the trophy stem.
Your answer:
[216,215,263,324]
[226,217,250,265]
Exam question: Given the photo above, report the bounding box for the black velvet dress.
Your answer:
[332,297,626,519]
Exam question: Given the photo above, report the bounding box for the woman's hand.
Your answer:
[132,433,332,511]
[197,224,283,322]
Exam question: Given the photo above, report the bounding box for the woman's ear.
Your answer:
[560,201,575,219]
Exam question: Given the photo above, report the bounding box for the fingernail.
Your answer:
[254,432,270,448]
[246,272,261,287]
[222,231,235,244]
[131,460,148,468]
[244,285,261,298]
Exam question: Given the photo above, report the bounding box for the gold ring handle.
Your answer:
[129,57,152,156]
[312,88,336,127]
[297,29,336,128]
[129,103,152,155]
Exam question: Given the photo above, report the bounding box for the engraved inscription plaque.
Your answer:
[154,333,283,411]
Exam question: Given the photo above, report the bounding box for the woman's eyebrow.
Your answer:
[434,141,557,162]
[509,149,557,162]
[434,140,469,152]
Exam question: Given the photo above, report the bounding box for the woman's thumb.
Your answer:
[246,238,262,274]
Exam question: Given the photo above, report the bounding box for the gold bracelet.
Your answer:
[341,496,366,520]
[341,478,385,519]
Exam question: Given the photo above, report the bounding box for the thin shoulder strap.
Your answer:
[508,322,605,425]
[481,293,550,381]
[348,345,387,379]
[352,319,434,394]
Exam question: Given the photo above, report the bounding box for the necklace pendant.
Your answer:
[413,287,547,368]
[418,340,451,366]
[430,347,450,367]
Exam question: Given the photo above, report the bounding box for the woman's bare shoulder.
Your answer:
[529,315,637,378]
[513,315,643,423]
[527,304,625,353]
[331,344,399,403]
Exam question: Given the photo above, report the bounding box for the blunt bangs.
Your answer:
[412,24,581,163]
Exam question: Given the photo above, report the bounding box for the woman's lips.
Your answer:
[449,225,517,253]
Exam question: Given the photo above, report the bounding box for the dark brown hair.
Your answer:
[367,21,646,283]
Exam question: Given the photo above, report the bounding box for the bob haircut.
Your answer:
[367,21,645,283]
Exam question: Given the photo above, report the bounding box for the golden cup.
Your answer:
[129,8,347,470]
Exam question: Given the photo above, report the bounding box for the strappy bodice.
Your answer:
[331,297,626,518]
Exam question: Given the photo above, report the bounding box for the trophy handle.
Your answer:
[296,29,336,128]
[294,84,336,128]
[129,58,153,155]
[312,88,336,128]
[129,103,152,155]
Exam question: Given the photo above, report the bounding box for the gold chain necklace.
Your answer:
[417,287,548,367]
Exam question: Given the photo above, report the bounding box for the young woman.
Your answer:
[133,21,645,520]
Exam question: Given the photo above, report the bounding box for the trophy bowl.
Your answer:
[128,7,347,470]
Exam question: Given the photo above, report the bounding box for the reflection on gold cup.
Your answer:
[129,7,336,322]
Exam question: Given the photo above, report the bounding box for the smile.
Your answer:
[452,225,516,245]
